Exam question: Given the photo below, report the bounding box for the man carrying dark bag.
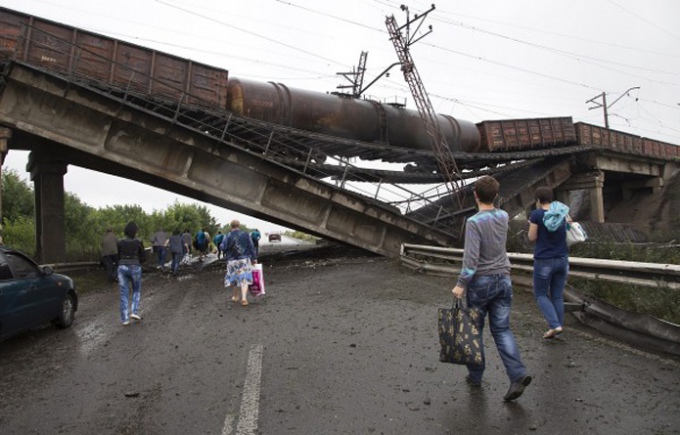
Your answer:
[451,176,532,402]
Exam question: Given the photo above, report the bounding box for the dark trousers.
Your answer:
[153,246,167,267]
[102,254,118,283]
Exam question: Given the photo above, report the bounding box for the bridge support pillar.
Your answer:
[561,172,605,223]
[589,176,605,223]
[0,127,12,246]
[28,152,68,263]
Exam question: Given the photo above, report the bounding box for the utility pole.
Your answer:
[586,87,640,129]
[385,4,464,210]
[336,51,368,98]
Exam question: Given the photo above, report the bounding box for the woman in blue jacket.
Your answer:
[528,187,570,339]
[220,220,257,306]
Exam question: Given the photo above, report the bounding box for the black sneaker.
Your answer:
[503,375,532,401]
[465,375,482,387]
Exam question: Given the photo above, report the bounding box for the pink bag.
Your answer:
[249,263,266,297]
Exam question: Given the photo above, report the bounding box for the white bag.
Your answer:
[566,222,587,246]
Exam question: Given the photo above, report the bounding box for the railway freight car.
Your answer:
[0,6,229,110]
[226,77,481,155]
[476,117,577,152]
[575,122,679,160]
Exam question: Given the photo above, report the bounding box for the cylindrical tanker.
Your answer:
[227,78,481,155]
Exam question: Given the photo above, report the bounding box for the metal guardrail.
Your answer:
[400,243,680,290]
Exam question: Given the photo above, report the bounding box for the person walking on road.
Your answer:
[101,227,118,283]
[117,221,146,326]
[528,186,570,339]
[250,228,261,256]
[166,228,187,277]
[181,228,192,257]
[213,230,225,260]
[221,220,257,307]
[151,227,168,271]
[451,176,532,402]
[195,228,209,261]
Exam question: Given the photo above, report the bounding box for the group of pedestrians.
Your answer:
[451,175,570,402]
[101,222,265,325]
[101,224,211,326]
[102,179,570,403]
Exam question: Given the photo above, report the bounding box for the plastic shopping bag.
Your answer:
[566,222,588,246]
[249,263,266,297]
[438,300,484,366]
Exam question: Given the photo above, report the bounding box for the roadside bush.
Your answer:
[285,231,318,242]
[2,215,36,255]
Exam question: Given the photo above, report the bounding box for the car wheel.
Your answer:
[54,292,76,329]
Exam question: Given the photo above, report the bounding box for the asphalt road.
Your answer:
[1,245,679,434]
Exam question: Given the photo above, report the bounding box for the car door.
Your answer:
[1,252,55,338]
[0,254,18,339]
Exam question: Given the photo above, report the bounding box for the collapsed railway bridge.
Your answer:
[0,6,678,263]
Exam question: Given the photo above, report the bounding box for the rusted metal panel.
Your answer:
[72,31,116,82]
[112,41,152,93]
[477,117,576,152]
[0,10,28,58]
[188,63,230,108]
[0,6,229,110]
[23,19,73,74]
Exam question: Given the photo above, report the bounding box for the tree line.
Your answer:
[0,169,245,261]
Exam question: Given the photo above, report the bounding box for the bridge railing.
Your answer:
[400,243,680,289]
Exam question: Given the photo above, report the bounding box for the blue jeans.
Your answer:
[118,264,142,323]
[533,257,569,329]
[153,246,166,267]
[466,274,528,383]
[170,252,182,275]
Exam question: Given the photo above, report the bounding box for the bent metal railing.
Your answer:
[400,243,680,289]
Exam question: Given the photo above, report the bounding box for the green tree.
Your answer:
[1,169,225,261]
[1,169,34,222]
[2,215,35,254]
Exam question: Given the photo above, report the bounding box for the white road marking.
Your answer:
[222,344,264,435]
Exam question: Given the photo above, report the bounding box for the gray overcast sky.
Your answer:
[1,0,679,232]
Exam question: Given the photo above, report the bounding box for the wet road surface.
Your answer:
[0,247,678,434]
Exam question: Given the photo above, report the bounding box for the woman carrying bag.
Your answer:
[528,187,570,339]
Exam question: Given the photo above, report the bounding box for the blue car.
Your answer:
[0,247,78,341]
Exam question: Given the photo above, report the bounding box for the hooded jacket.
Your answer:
[542,201,570,232]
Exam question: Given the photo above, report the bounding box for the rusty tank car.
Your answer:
[226,77,481,155]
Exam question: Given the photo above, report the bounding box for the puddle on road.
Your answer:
[76,321,108,356]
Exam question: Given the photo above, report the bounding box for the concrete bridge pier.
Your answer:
[27,152,67,263]
[558,171,605,223]
[0,127,12,246]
